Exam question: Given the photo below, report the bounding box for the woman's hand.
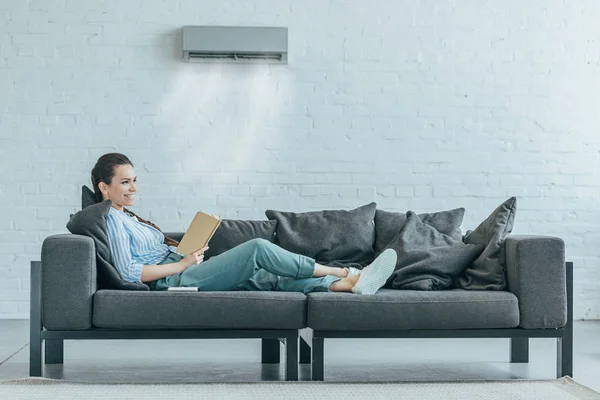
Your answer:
[178,245,209,271]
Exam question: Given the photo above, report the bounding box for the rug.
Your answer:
[0,377,598,399]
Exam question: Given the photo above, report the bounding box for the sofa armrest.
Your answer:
[504,235,566,329]
[41,234,97,330]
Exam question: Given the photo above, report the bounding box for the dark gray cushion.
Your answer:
[266,203,377,266]
[203,220,277,261]
[375,208,465,256]
[93,290,307,329]
[384,211,485,290]
[307,289,519,330]
[163,232,184,242]
[458,197,517,290]
[66,200,149,291]
[82,185,97,209]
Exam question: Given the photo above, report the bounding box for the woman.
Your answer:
[91,153,397,294]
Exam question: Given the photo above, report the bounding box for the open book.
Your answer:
[176,212,221,256]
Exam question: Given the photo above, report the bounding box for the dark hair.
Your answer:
[91,153,134,203]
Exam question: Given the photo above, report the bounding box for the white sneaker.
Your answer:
[351,249,397,295]
[345,267,362,278]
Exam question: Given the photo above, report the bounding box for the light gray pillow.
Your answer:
[375,208,465,256]
[385,211,485,290]
[265,203,377,266]
[203,220,278,261]
[457,197,517,290]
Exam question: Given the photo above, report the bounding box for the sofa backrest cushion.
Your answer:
[375,207,465,257]
[385,211,485,290]
[266,202,377,266]
[66,199,149,291]
[457,197,517,291]
[203,219,278,261]
[82,185,98,209]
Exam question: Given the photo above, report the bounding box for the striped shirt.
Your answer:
[105,207,181,283]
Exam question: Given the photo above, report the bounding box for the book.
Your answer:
[176,211,221,256]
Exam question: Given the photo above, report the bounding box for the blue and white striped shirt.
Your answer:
[105,207,180,283]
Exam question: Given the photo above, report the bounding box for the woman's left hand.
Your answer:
[197,245,209,263]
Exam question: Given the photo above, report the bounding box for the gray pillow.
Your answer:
[457,197,517,291]
[265,203,377,266]
[204,220,278,261]
[66,200,149,291]
[385,211,485,290]
[375,208,465,256]
[82,185,97,209]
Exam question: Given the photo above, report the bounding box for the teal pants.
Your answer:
[147,238,341,294]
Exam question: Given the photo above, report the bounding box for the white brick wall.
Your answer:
[0,1,599,319]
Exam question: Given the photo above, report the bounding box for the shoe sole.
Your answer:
[352,249,397,295]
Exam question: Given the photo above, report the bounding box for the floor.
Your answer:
[1,320,598,392]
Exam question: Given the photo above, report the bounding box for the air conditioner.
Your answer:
[182,26,288,64]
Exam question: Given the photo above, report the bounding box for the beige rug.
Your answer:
[1,377,598,399]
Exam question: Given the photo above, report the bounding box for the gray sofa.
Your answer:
[30,230,572,381]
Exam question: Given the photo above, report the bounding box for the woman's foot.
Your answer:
[329,275,360,292]
[351,249,397,294]
[345,266,362,277]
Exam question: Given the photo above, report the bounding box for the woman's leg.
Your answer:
[235,269,360,294]
[154,238,321,291]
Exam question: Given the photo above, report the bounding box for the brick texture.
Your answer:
[0,1,599,319]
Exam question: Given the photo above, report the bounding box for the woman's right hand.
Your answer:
[178,246,209,271]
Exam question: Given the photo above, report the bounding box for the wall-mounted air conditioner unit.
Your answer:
[182,26,288,64]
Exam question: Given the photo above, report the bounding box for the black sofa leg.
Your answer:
[312,337,324,381]
[45,340,64,364]
[261,338,280,364]
[510,338,529,363]
[300,336,311,364]
[285,338,298,381]
[557,261,574,378]
[29,261,42,377]
[556,337,573,378]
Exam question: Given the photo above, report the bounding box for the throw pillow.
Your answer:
[375,208,465,256]
[265,202,377,266]
[203,219,278,261]
[66,200,149,291]
[457,197,517,291]
[385,211,485,290]
[82,185,97,209]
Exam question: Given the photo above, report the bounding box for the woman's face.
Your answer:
[99,164,137,211]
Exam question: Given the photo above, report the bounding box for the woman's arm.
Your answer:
[141,247,207,282]
[106,212,170,283]
[140,263,183,282]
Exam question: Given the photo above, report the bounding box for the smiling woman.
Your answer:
[89,152,398,295]
[92,154,137,211]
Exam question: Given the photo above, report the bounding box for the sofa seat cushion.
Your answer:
[93,290,307,329]
[307,289,519,330]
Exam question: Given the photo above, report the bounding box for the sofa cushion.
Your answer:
[82,185,97,209]
[93,290,307,329]
[457,197,517,291]
[307,289,519,330]
[375,208,465,257]
[203,220,278,261]
[384,211,485,290]
[265,203,377,266]
[66,200,149,291]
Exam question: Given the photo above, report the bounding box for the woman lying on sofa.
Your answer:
[90,153,397,295]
